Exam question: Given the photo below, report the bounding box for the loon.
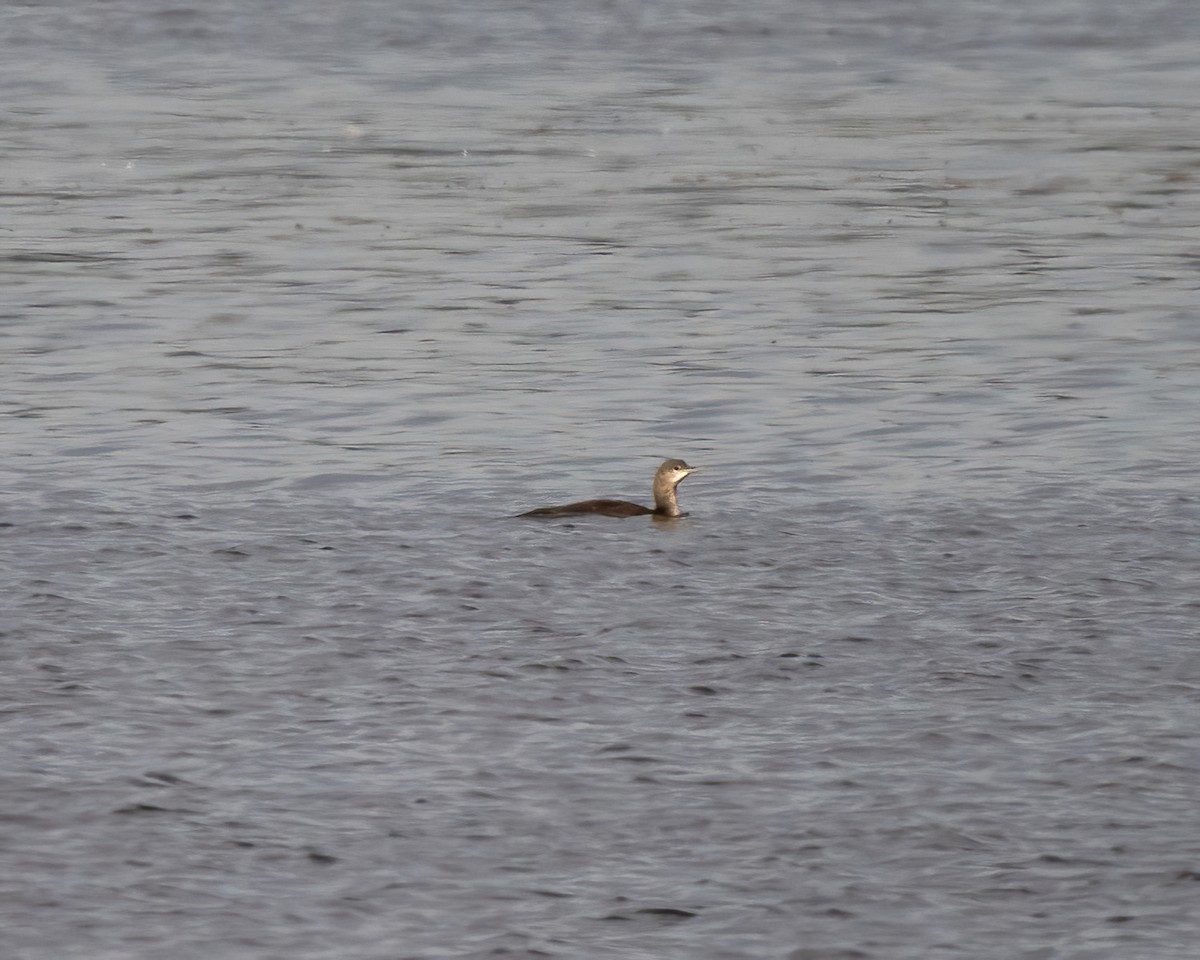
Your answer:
[518,459,695,519]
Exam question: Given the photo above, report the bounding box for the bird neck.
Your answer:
[653,478,681,517]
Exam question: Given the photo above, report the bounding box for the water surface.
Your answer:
[3,2,1199,958]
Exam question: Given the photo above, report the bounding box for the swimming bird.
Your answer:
[518,458,695,519]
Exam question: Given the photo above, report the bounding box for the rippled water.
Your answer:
[3,1,1199,958]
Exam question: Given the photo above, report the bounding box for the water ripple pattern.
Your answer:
[3,2,1199,959]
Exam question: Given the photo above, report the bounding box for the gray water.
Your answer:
[3,2,1199,958]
